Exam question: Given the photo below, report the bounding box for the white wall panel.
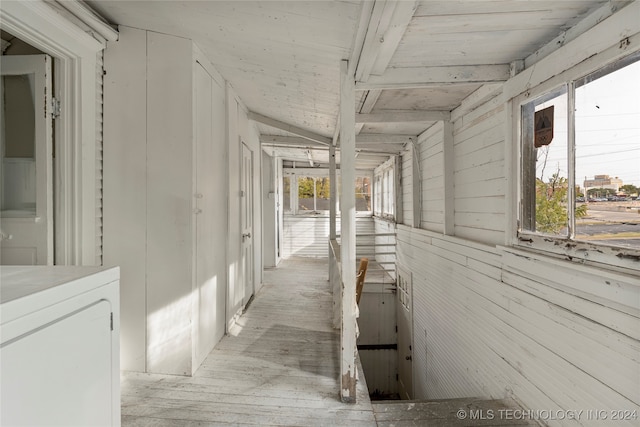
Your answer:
[397,224,640,424]
[401,148,413,227]
[146,30,193,375]
[418,122,444,233]
[453,95,505,245]
[104,28,234,376]
[103,26,147,372]
[282,216,374,258]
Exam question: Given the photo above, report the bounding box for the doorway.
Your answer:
[241,142,255,307]
[397,265,414,399]
[0,53,53,265]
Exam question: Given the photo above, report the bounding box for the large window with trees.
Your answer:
[282,170,371,215]
[519,52,640,253]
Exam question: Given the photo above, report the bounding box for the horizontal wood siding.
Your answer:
[374,218,396,279]
[396,225,640,422]
[282,216,374,258]
[419,122,444,233]
[453,94,505,245]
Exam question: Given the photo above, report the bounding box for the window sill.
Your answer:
[510,232,640,275]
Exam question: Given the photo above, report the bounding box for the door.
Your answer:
[0,55,53,265]
[241,142,254,306]
[194,62,226,364]
[397,265,414,399]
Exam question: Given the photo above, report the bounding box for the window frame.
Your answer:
[282,168,373,216]
[514,51,640,271]
[373,157,395,221]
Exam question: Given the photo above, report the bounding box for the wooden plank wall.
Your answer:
[397,224,639,419]
[400,147,413,227]
[453,94,505,245]
[104,27,242,376]
[419,122,445,233]
[373,217,396,279]
[282,216,374,258]
[397,92,640,420]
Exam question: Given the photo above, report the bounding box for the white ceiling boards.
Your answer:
[88,0,617,169]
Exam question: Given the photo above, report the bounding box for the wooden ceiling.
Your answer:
[88,0,623,169]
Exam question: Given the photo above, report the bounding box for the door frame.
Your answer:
[240,141,255,306]
[0,1,113,265]
[0,54,53,264]
[396,264,414,399]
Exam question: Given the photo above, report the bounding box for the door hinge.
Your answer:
[110,312,114,331]
[51,97,61,119]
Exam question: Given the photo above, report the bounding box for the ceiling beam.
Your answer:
[356,89,382,135]
[262,133,411,146]
[356,133,412,144]
[356,110,450,123]
[355,0,418,82]
[356,144,403,154]
[260,135,327,148]
[248,111,332,146]
[356,64,511,90]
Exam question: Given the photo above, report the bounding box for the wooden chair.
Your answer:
[355,258,369,305]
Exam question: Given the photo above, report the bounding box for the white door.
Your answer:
[241,143,254,306]
[0,55,53,265]
[397,266,414,399]
[194,62,226,362]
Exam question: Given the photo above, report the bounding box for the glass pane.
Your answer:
[1,73,37,216]
[315,177,330,211]
[282,176,291,212]
[521,87,569,236]
[521,86,569,235]
[374,176,381,215]
[575,56,640,249]
[297,176,315,212]
[355,176,371,212]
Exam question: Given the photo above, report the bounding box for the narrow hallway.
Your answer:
[121,257,376,426]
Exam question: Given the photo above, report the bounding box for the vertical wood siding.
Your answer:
[419,122,445,233]
[453,94,505,245]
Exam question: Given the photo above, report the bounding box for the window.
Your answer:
[283,170,372,215]
[520,53,640,252]
[373,158,395,219]
[282,176,291,212]
[355,176,371,212]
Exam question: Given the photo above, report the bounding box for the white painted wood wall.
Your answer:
[226,89,263,330]
[397,8,640,421]
[282,215,374,258]
[103,27,255,375]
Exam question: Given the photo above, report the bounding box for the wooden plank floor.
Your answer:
[121,257,376,426]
